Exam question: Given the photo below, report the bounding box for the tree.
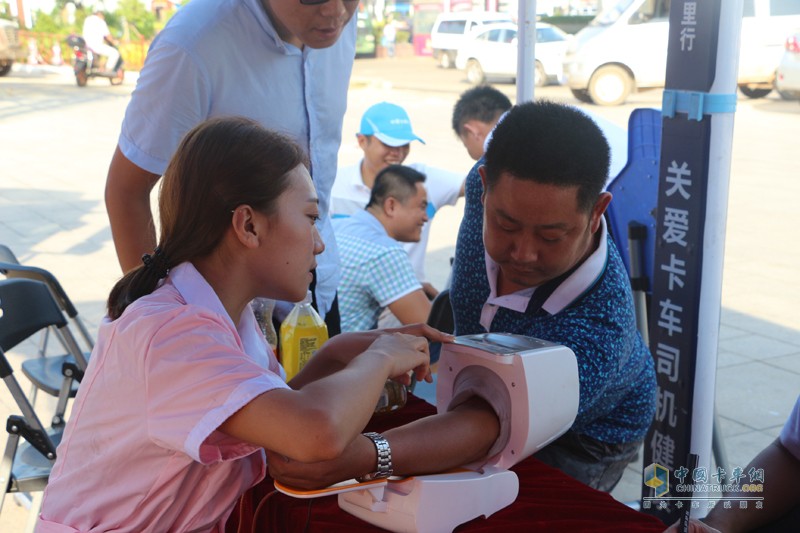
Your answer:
[116,0,156,40]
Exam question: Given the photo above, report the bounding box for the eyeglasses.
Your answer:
[300,0,359,5]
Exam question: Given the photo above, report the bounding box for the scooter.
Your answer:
[66,34,124,87]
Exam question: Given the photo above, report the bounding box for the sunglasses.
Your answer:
[300,0,359,5]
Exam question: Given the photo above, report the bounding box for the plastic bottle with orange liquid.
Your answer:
[279,291,328,380]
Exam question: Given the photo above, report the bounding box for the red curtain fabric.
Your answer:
[228,395,666,533]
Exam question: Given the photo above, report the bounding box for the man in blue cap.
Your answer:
[331,102,465,300]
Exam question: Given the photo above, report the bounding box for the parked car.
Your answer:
[776,29,800,100]
[455,22,571,86]
[430,11,513,69]
[563,0,800,106]
[0,19,26,77]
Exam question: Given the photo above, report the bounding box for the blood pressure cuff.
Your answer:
[446,365,512,461]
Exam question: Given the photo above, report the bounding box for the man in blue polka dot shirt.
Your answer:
[451,100,657,492]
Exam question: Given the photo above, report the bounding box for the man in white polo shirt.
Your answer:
[82,6,119,73]
[331,102,465,299]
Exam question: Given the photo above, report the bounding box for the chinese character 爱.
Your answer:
[662,207,689,247]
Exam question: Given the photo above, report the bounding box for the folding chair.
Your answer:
[0,278,78,514]
[605,108,728,472]
[427,288,454,337]
[0,260,92,427]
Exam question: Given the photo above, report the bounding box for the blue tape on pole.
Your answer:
[661,90,737,121]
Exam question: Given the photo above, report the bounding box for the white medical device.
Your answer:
[276,333,580,533]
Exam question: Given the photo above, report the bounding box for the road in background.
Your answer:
[1,57,798,528]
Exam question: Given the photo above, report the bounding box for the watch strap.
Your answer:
[357,431,393,482]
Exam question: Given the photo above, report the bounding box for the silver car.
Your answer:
[455,22,571,86]
[776,30,800,100]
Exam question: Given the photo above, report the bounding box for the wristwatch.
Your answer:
[357,432,393,482]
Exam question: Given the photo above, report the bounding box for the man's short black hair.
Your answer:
[367,164,426,208]
[483,100,610,213]
[451,85,513,136]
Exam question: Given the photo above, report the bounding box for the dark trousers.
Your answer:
[533,430,641,492]
[309,268,341,337]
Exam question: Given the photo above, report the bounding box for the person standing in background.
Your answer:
[451,85,512,161]
[104,0,360,335]
[381,15,397,58]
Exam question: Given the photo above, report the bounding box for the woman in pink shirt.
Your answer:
[36,117,499,532]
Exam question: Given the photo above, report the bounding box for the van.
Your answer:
[563,0,800,105]
[430,11,514,68]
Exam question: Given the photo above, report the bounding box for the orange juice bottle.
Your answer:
[279,291,328,381]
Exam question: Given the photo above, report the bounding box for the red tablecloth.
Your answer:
[227,395,665,532]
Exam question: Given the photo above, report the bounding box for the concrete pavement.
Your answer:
[1,57,798,529]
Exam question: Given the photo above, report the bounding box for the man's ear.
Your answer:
[230,205,261,249]
[383,196,399,217]
[461,121,478,139]
[590,192,613,233]
[356,133,369,151]
[478,165,488,205]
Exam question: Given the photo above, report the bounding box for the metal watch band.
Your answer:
[357,432,393,482]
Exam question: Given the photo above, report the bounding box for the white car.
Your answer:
[776,30,800,100]
[455,22,571,86]
[430,11,514,69]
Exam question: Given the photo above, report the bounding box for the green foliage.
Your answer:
[31,11,63,34]
[116,0,157,39]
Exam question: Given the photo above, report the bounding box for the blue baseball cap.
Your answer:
[359,102,426,147]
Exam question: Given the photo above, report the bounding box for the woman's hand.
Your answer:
[383,323,454,345]
[365,332,431,385]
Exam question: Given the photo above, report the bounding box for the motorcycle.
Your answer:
[66,34,124,87]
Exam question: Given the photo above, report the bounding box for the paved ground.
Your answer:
[1,56,798,530]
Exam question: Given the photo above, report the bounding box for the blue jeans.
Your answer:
[533,430,641,492]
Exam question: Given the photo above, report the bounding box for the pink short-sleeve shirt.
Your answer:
[37,263,288,532]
